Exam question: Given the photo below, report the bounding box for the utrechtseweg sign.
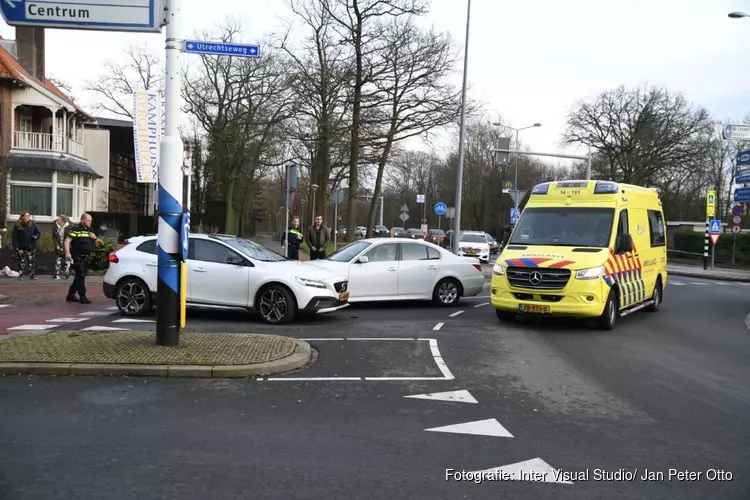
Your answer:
[182,40,261,58]
[0,0,165,32]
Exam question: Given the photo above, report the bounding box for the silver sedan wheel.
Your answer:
[438,281,459,305]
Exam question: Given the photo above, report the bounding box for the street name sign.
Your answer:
[434,202,447,216]
[0,0,166,32]
[723,124,750,141]
[709,219,722,234]
[183,40,260,58]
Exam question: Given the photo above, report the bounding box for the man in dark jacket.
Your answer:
[11,211,40,280]
[64,212,98,304]
[306,215,329,260]
[500,223,514,250]
[283,216,304,260]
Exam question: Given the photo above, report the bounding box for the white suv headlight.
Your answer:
[492,263,505,276]
[296,277,327,289]
[575,266,605,280]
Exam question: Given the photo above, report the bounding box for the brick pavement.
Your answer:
[0,276,106,304]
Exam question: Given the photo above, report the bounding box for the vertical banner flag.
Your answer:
[132,89,161,183]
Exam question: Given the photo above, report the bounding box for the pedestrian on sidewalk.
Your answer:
[64,212,97,304]
[52,215,71,280]
[11,211,40,280]
[283,216,304,260]
[306,215,329,260]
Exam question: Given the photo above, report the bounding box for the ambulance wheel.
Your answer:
[596,289,618,331]
[646,279,662,313]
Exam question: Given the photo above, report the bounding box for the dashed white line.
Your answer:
[691,282,708,285]
[47,318,87,323]
[267,377,362,381]
[473,302,490,308]
[670,282,685,286]
[78,311,114,316]
[8,324,57,331]
[365,376,452,381]
[0,304,11,308]
[433,322,444,331]
[347,337,413,341]
[299,338,345,341]
[449,310,464,318]
[714,282,730,285]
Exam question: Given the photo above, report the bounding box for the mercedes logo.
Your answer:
[528,271,543,285]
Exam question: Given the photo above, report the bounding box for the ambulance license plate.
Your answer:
[519,304,550,314]
[339,292,349,302]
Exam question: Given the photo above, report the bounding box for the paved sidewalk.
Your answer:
[0,275,106,304]
[0,331,311,378]
[668,263,750,282]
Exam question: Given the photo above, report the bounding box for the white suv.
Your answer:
[457,231,491,264]
[103,233,350,324]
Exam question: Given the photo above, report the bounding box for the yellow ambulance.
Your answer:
[491,180,667,330]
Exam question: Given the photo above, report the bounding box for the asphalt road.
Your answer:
[0,271,749,499]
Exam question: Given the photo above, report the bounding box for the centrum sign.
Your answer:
[723,123,750,141]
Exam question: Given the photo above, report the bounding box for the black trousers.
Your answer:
[310,250,326,260]
[68,254,90,298]
[288,245,300,260]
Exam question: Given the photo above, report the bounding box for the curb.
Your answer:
[0,340,312,378]
[669,270,750,283]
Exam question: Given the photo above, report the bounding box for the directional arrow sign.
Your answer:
[0,0,166,32]
[398,212,409,222]
[400,203,409,212]
[183,40,261,58]
[425,418,513,438]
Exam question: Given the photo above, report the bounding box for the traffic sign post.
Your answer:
[704,190,716,270]
[0,0,167,32]
[434,202,446,230]
[399,203,410,226]
[332,186,344,250]
[731,206,743,266]
[183,40,260,58]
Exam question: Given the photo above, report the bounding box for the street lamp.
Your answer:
[453,0,471,254]
[729,11,749,18]
[492,122,541,211]
[310,184,319,226]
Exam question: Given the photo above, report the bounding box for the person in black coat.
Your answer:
[11,211,41,280]
[282,216,304,260]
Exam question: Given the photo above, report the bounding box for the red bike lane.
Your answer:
[0,301,118,334]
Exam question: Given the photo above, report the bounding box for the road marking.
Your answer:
[691,282,708,285]
[461,296,490,300]
[404,389,478,404]
[0,304,10,308]
[429,338,454,380]
[47,318,87,323]
[670,282,685,286]
[470,458,573,484]
[107,306,119,310]
[714,282,730,285]
[267,377,362,381]
[79,311,114,316]
[299,338,345,341]
[433,323,444,331]
[738,282,750,286]
[8,324,57,330]
[347,337,413,341]
[473,302,490,308]
[365,376,451,380]
[425,418,513,438]
[112,318,155,323]
[449,310,464,318]
[81,326,130,331]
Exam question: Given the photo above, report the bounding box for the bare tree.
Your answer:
[363,17,461,236]
[322,0,428,241]
[85,44,163,119]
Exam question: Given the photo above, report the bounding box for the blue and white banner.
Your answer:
[132,89,162,183]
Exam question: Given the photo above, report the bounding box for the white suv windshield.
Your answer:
[220,237,286,262]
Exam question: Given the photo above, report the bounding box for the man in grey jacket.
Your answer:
[305,215,329,260]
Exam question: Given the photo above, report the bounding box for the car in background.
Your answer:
[374,225,389,237]
[103,233,350,324]
[486,234,499,253]
[426,228,446,247]
[391,227,406,237]
[309,238,485,306]
[458,230,492,263]
[406,228,426,239]
[355,226,367,238]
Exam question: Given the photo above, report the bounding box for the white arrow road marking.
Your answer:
[425,418,513,437]
[112,318,155,323]
[404,389,478,404]
[81,326,129,331]
[470,458,573,484]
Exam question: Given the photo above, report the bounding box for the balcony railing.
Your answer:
[13,131,85,158]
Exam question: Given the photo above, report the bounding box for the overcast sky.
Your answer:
[1,0,748,160]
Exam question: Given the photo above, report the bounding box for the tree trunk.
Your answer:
[367,136,395,236]
[346,15,363,242]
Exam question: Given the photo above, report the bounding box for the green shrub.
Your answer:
[672,230,750,268]
[35,233,56,253]
[90,239,118,271]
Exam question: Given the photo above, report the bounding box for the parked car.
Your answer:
[406,228,426,239]
[457,230,492,263]
[374,225,389,237]
[355,226,367,238]
[426,228,447,247]
[308,239,485,306]
[486,234,499,253]
[391,227,406,237]
[103,233,350,324]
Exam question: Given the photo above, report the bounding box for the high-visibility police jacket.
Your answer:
[66,224,95,255]
[285,226,303,248]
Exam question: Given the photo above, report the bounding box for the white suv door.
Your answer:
[133,239,159,291]
[187,238,252,307]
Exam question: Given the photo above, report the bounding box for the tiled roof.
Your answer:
[0,41,88,116]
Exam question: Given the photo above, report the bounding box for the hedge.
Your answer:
[672,231,750,267]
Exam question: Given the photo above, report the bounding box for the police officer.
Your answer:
[64,212,97,304]
[283,216,304,260]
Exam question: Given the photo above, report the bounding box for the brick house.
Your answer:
[0,27,101,227]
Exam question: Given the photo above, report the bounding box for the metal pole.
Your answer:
[514,129,519,210]
[284,167,290,258]
[311,189,316,227]
[711,242,715,270]
[439,214,441,230]
[453,0,471,254]
[732,234,736,267]
[703,218,709,270]
[156,0,183,346]
[379,196,384,226]
[334,199,338,250]
[586,145,592,180]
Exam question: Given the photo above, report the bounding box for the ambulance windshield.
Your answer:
[509,207,615,247]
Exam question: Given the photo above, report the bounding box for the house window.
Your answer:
[7,169,95,220]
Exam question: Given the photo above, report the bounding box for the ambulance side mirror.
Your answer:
[616,233,633,254]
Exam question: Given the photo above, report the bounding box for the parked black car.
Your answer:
[406,228,426,239]
[374,225,389,237]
